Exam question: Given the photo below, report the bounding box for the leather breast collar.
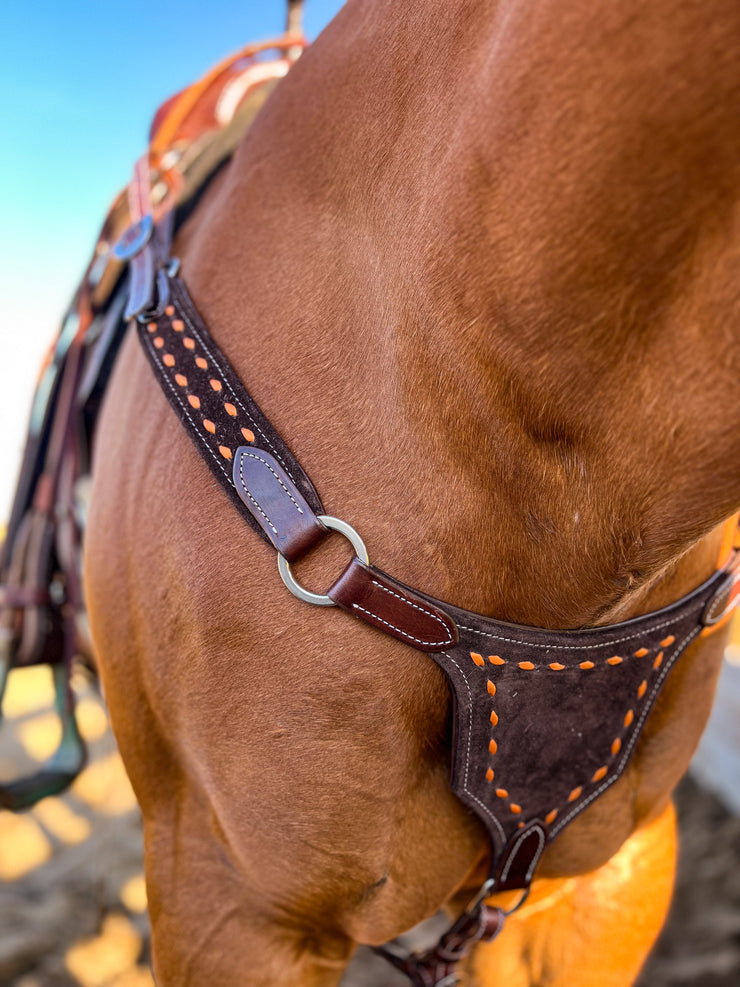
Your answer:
[123,195,740,907]
[3,38,736,985]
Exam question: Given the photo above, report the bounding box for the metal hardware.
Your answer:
[277,515,368,606]
[113,214,154,261]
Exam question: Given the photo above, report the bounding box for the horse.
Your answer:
[83,0,740,983]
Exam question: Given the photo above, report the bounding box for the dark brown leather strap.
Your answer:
[701,554,740,625]
[493,820,546,893]
[233,446,328,561]
[374,900,505,987]
[328,558,458,652]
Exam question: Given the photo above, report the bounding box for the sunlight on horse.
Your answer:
[1,0,738,985]
[83,1,740,983]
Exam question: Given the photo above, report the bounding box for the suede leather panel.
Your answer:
[422,562,735,874]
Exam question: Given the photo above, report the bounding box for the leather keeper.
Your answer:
[327,558,459,653]
[233,446,328,562]
[493,821,546,892]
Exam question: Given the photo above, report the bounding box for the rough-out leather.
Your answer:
[135,277,325,541]
[135,267,740,889]
[422,558,739,873]
[328,558,459,652]
[233,446,329,561]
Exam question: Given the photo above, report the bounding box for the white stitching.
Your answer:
[352,604,451,648]
[370,579,454,645]
[458,610,692,650]
[499,824,546,883]
[175,295,299,484]
[445,654,506,843]
[239,450,305,515]
[237,455,278,535]
[550,624,701,837]
[143,332,232,483]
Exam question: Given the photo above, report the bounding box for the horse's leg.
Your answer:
[141,792,353,987]
[470,801,677,987]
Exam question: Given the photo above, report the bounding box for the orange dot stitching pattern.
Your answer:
[469,639,668,826]
[152,309,259,456]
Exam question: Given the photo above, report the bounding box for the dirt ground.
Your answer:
[1,665,738,987]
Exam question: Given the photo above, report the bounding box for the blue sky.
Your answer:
[0,1,345,517]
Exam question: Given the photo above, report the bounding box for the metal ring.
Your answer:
[277,516,369,606]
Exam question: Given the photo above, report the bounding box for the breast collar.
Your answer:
[116,157,740,982]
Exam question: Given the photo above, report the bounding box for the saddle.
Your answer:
[2,32,738,987]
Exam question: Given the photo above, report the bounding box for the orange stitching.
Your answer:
[495,788,508,799]
[172,319,184,331]
[241,427,255,442]
[653,651,664,670]
[147,322,157,333]
[488,655,505,665]
[592,766,608,782]
[624,709,634,727]
[470,652,485,667]
[183,337,196,350]
[224,402,238,417]
[175,374,187,387]
[489,710,499,726]
[163,354,175,367]
[510,803,522,814]
[486,679,496,696]
[607,656,623,665]
[634,648,649,657]
[188,395,201,409]
[579,661,594,669]
[486,767,494,782]
[219,446,232,459]
[195,357,208,369]
[210,379,222,392]
[660,636,675,647]
[611,738,622,756]
[488,739,497,754]
[549,662,565,670]
[545,809,558,825]
[203,420,216,434]
[637,680,647,699]
[153,337,164,349]
[165,305,175,316]
[568,787,582,802]
[518,661,535,670]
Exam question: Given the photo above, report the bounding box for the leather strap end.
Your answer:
[327,559,459,652]
[494,820,546,893]
[702,554,740,627]
[233,446,328,562]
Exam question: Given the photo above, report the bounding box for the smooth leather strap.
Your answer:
[328,558,458,653]
[494,821,547,892]
[233,446,328,561]
[701,552,740,626]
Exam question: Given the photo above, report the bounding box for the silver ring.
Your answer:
[277,516,369,606]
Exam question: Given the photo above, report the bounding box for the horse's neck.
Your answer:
[180,0,740,628]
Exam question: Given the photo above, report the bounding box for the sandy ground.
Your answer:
[1,660,738,987]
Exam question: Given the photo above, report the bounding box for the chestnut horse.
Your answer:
[85,0,740,984]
